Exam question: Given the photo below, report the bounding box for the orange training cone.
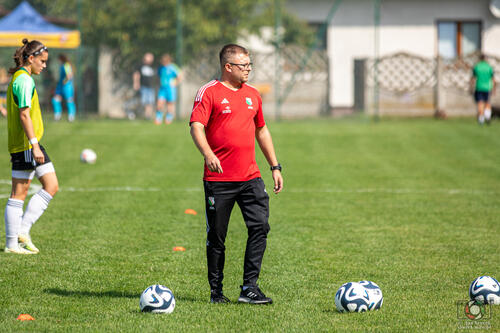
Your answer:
[17,314,35,321]
[184,209,197,215]
[173,246,186,252]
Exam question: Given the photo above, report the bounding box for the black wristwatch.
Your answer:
[270,163,282,171]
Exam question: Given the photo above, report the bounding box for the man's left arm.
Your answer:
[256,125,283,194]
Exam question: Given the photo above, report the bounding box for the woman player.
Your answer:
[4,39,58,254]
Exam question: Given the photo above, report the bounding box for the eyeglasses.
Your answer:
[229,62,253,70]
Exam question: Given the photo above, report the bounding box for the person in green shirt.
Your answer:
[471,54,497,125]
[4,39,59,254]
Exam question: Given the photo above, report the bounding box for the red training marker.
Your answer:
[17,314,35,321]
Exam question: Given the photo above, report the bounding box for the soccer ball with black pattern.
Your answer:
[359,280,383,310]
[140,285,176,313]
[469,276,500,305]
[335,282,370,313]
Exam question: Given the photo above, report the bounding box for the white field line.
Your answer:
[288,188,499,195]
[0,179,41,199]
[0,179,497,197]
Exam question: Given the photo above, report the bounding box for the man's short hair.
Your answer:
[219,44,249,67]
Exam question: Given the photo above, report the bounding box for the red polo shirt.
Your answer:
[190,80,266,181]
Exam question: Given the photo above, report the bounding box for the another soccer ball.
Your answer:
[359,280,383,311]
[335,282,370,312]
[140,285,176,313]
[469,276,500,305]
[80,148,97,164]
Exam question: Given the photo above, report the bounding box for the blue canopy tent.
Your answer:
[0,1,80,48]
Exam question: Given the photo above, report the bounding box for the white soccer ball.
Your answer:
[80,148,97,164]
[335,282,370,313]
[140,284,176,313]
[469,276,500,305]
[359,280,383,311]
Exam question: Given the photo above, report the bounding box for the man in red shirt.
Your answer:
[190,44,283,304]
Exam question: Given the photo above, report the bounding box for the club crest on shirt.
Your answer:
[246,97,253,109]
[208,196,215,210]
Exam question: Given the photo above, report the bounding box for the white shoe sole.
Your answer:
[4,247,37,255]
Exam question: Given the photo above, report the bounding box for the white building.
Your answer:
[287,0,500,114]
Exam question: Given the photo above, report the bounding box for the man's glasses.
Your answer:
[229,62,253,70]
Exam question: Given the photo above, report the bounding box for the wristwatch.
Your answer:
[270,163,282,171]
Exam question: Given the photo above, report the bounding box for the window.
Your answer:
[437,21,481,58]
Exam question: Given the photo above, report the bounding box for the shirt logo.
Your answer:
[221,98,229,104]
[246,97,252,105]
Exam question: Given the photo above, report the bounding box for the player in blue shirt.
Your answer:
[52,54,76,122]
[156,54,181,124]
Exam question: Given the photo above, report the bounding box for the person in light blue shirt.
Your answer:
[52,54,76,122]
[156,54,181,124]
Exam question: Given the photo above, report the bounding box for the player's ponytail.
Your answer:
[9,39,48,74]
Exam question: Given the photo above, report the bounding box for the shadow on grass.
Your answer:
[44,288,137,299]
[322,308,344,315]
[173,293,203,303]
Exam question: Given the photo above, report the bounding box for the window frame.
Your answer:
[436,19,482,58]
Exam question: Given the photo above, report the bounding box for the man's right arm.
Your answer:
[190,122,223,174]
[133,71,140,91]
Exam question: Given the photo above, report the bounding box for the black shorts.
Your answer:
[10,144,51,170]
[474,91,490,102]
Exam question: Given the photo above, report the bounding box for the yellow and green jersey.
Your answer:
[6,68,44,153]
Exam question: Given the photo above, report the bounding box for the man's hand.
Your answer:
[272,170,283,194]
[205,153,223,174]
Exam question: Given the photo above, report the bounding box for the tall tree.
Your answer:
[1,0,315,68]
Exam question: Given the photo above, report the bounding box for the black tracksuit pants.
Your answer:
[204,177,270,292]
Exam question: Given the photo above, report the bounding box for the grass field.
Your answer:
[0,117,499,332]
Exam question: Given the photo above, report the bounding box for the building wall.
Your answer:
[287,0,500,109]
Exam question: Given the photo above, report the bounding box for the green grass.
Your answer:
[0,117,499,332]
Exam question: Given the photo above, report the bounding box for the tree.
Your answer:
[1,0,315,68]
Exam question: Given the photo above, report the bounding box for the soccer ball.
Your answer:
[469,276,500,305]
[140,284,176,313]
[359,280,383,310]
[80,148,97,164]
[335,282,370,312]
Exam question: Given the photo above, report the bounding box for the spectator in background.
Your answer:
[471,54,496,125]
[52,53,76,122]
[156,54,181,125]
[0,67,8,117]
[133,52,156,120]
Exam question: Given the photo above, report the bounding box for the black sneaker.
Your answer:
[210,290,230,304]
[238,285,273,304]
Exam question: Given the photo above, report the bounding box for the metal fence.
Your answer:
[98,44,328,120]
